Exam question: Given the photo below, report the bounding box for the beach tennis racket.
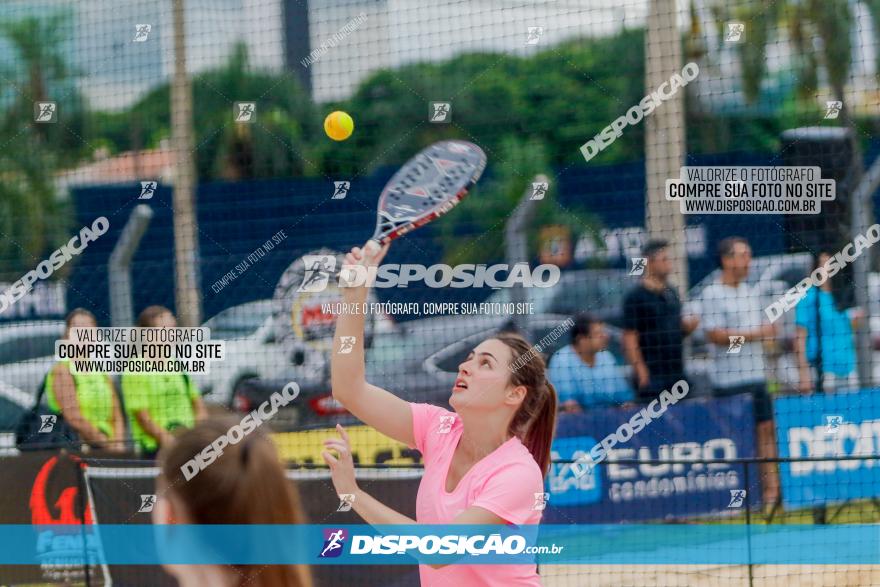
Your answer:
[368,140,486,247]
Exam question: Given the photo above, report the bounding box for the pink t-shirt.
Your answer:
[409,402,545,587]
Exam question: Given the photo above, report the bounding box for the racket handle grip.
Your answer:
[337,240,383,286]
[363,239,382,255]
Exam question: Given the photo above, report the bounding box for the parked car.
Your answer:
[194,300,291,407]
[486,269,631,326]
[0,320,66,400]
[234,313,613,431]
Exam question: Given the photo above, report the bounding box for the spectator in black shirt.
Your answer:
[622,240,699,402]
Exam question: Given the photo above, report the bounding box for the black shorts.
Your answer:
[713,382,773,423]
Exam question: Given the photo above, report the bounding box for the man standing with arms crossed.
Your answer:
[622,240,699,403]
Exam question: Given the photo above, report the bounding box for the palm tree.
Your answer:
[0,14,80,279]
[704,0,853,122]
[197,42,318,180]
[97,41,318,182]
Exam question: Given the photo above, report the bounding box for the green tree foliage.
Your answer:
[91,42,318,180]
[92,29,648,180]
[337,30,647,177]
[0,13,82,279]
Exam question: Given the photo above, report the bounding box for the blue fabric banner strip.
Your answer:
[3,524,877,565]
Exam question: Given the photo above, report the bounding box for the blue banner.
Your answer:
[3,524,879,565]
[775,388,880,508]
[544,395,757,522]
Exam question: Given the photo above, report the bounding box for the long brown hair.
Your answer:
[158,417,313,587]
[494,332,558,478]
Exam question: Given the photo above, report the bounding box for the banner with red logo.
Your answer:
[0,451,103,584]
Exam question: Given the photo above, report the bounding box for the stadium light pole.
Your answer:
[645,0,688,296]
[171,0,203,327]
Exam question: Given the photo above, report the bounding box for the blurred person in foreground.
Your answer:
[622,239,699,402]
[154,417,313,587]
[795,251,863,393]
[548,313,633,413]
[45,308,126,452]
[121,305,206,458]
[323,241,556,586]
[698,237,779,504]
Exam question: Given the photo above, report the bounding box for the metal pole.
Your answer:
[505,174,546,332]
[109,205,154,326]
[744,461,753,587]
[849,141,878,388]
[645,0,688,296]
[813,277,828,524]
[72,454,92,586]
[171,0,202,326]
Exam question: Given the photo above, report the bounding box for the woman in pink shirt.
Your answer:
[321,242,558,586]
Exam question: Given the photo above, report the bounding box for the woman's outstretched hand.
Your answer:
[322,424,359,497]
[340,240,390,296]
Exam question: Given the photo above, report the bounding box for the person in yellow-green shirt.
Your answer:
[46,309,126,452]
[121,306,206,457]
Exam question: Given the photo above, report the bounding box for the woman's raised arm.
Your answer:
[330,242,415,448]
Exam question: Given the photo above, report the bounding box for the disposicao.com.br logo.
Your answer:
[317,528,562,559]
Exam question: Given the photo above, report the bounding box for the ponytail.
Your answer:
[522,380,557,478]
[495,332,558,479]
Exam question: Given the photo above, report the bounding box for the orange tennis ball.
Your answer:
[324,111,354,141]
